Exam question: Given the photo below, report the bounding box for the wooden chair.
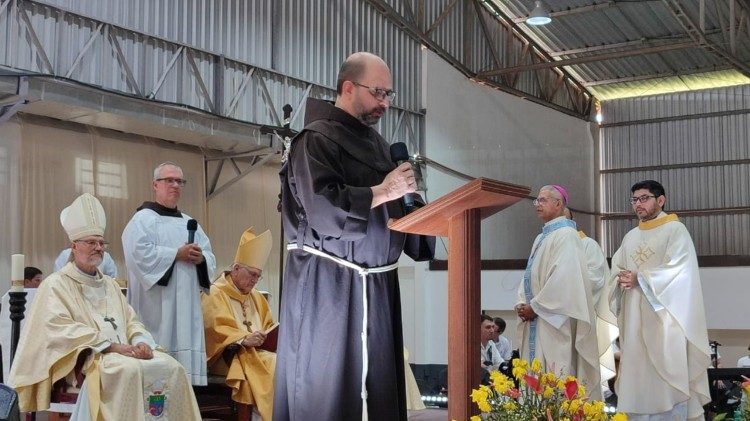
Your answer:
[195,344,253,421]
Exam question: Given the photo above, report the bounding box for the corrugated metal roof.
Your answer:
[491,0,750,99]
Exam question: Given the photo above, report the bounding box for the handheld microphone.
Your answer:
[187,219,198,244]
[389,142,415,212]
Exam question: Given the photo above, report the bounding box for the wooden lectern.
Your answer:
[389,177,530,421]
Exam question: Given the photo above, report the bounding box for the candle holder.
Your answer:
[9,280,27,365]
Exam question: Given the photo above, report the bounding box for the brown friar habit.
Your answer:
[274,98,435,421]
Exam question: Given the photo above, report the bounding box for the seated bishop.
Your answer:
[201,228,276,421]
[8,193,201,420]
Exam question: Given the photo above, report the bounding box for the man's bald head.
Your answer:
[336,52,389,94]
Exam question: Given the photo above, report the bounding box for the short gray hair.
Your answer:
[153,162,183,181]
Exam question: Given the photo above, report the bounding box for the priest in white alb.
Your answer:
[201,228,276,421]
[9,193,201,420]
[122,162,216,385]
[565,208,618,393]
[610,180,710,420]
[515,185,601,399]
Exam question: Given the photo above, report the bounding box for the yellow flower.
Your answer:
[541,372,558,386]
[470,416,481,421]
[557,379,567,390]
[502,401,518,411]
[512,365,527,380]
[490,372,513,394]
[577,384,586,398]
[531,358,542,373]
[567,398,582,414]
[470,387,489,404]
[543,386,554,399]
[611,413,628,421]
[478,400,492,413]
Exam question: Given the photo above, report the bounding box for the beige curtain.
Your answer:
[18,115,205,281]
[12,114,283,317]
[0,119,23,294]
[207,161,284,316]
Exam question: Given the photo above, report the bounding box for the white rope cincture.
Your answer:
[286,243,399,421]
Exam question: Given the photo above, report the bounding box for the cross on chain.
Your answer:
[240,301,253,331]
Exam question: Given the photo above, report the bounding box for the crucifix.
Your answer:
[104,316,118,330]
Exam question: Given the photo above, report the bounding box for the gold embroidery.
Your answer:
[639,213,679,230]
[631,241,655,267]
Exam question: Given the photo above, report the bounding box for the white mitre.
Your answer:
[59,193,106,240]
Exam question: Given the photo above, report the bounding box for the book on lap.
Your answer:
[258,323,279,352]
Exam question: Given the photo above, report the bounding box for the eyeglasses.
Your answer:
[239,266,262,279]
[75,239,109,249]
[352,82,397,102]
[629,194,656,205]
[532,197,560,206]
[156,177,187,187]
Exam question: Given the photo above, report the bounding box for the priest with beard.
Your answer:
[202,228,276,421]
[9,193,201,420]
[610,180,710,420]
[275,52,435,421]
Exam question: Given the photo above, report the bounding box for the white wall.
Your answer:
[403,50,750,367]
[421,49,597,260]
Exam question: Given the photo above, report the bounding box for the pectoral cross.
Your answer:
[104,316,118,330]
[243,320,253,331]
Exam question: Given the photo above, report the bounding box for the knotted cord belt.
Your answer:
[287,243,399,421]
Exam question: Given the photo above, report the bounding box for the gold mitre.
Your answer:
[234,228,272,270]
[60,193,106,241]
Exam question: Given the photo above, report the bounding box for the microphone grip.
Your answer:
[188,230,196,244]
[396,159,415,211]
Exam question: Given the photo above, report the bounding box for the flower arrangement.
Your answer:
[740,377,750,420]
[469,358,627,421]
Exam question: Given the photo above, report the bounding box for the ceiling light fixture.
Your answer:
[526,1,552,26]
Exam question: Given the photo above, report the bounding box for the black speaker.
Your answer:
[0,384,19,421]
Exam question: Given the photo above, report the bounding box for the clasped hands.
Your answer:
[515,303,537,322]
[617,270,637,290]
[106,342,153,359]
[176,243,204,264]
[241,331,267,348]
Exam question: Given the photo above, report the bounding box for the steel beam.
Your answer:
[207,150,278,201]
[582,64,733,86]
[512,1,616,23]
[662,0,750,77]
[478,41,695,77]
[0,75,27,123]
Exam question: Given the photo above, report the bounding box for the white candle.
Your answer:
[11,254,24,292]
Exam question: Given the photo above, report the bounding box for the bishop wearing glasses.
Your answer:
[122,162,217,385]
[9,193,201,420]
[202,228,276,421]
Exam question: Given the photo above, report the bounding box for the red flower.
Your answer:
[565,379,579,400]
[524,374,543,394]
[507,388,520,399]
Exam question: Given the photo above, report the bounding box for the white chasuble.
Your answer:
[609,213,710,420]
[516,216,601,400]
[9,263,200,420]
[579,232,618,383]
